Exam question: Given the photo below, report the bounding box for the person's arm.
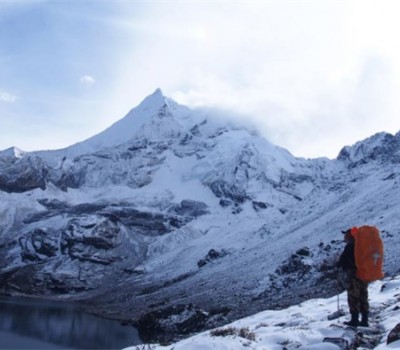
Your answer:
[337,243,355,270]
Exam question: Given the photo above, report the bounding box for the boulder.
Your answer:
[387,323,400,345]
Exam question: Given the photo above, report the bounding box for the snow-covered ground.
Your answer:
[124,275,400,350]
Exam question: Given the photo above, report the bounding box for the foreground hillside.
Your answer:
[0,89,399,341]
[125,275,400,349]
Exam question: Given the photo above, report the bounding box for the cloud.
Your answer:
[79,75,96,88]
[102,2,357,155]
[0,90,16,103]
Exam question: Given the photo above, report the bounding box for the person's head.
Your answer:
[344,230,353,242]
[342,227,358,242]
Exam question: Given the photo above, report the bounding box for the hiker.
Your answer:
[337,227,369,327]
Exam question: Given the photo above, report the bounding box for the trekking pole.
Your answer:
[336,268,340,312]
[328,267,345,320]
[337,292,340,312]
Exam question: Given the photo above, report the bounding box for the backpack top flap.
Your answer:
[353,225,384,282]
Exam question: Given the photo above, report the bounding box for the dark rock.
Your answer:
[275,254,312,276]
[49,166,87,190]
[70,203,108,215]
[101,208,166,234]
[172,200,209,217]
[24,202,108,224]
[23,211,58,224]
[387,323,400,344]
[252,201,270,211]
[102,206,195,236]
[323,337,349,349]
[31,229,59,257]
[179,133,193,145]
[0,156,47,193]
[47,273,90,293]
[137,304,212,344]
[296,247,310,256]
[61,218,122,264]
[219,199,232,207]
[37,198,70,210]
[208,180,250,204]
[198,249,228,268]
[19,228,59,261]
[127,139,148,151]
[384,173,396,180]
[231,204,243,214]
[324,244,332,251]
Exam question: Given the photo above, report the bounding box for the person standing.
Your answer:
[337,227,370,327]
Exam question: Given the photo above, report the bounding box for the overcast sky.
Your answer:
[1,0,400,159]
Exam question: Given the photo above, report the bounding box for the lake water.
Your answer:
[0,296,142,349]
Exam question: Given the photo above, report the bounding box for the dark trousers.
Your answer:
[347,274,369,313]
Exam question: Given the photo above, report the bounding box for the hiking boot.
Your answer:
[344,312,359,327]
[359,312,369,327]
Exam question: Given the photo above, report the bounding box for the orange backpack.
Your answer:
[351,225,384,282]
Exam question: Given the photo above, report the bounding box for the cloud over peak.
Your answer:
[0,90,16,103]
[80,75,96,88]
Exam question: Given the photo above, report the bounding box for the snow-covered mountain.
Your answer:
[0,89,399,343]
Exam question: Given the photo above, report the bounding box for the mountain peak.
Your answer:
[0,146,25,159]
[50,89,172,156]
[137,88,167,112]
[153,87,163,96]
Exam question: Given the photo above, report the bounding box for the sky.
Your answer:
[1,0,400,159]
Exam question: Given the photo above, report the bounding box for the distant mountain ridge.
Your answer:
[338,131,400,163]
[0,89,399,343]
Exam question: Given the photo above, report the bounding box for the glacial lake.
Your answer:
[0,296,142,349]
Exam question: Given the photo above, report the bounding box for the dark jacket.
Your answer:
[337,241,356,271]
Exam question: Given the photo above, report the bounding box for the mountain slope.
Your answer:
[0,89,399,343]
[124,275,400,349]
